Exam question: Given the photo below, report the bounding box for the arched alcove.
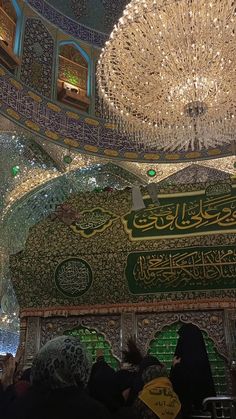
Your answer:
[148,322,227,395]
[65,325,119,369]
[57,42,90,112]
[0,0,21,70]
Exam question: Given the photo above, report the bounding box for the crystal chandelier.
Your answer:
[97,0,236,151]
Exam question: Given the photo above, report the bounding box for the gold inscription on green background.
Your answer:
[126,246,236,294]
[70,207,118,238]
[122,186,236,240]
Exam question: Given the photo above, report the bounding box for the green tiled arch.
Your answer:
[65,326,119,370]
[148,322,227,395]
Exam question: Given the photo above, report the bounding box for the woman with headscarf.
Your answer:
[88,351,136,415]
[112,369,137,419]
[127,355,164,406]
[88,349,118,412]
[4,336,111,419]
[170,323,216,417]
[121,338,165,406]
[133,363,181,419]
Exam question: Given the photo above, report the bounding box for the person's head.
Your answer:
[31,335,91,390]
[122,338,143,366]
[139,355,163,374]
[178,323,204,340]
[142,364,168,384]
[175,323,207,361]
[140,356,167,384]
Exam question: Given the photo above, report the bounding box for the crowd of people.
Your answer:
[0,324,216,419]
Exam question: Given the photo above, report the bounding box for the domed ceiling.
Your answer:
[46,0,128,33]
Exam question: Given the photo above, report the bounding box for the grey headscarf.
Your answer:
[142,364,168,384]
[31,335,91,389]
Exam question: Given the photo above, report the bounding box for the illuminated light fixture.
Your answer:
[97,0,236,152]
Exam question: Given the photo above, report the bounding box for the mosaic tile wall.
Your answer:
[9,184,236,313]
[57,0,129,34]
[20,18,54,97]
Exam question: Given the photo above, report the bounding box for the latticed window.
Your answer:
[57,44,90,112]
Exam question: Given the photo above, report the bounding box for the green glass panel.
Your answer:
[63,155,73,164]
[148,323,227,395]
[65,326,119,370]
[11,165,20,176]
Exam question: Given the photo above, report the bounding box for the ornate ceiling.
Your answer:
[46,0,129,34]
[0,113,235,222]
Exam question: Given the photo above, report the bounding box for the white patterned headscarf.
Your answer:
[31,336,91,389]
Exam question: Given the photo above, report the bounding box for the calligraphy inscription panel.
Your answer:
[126,246,236,294]
[70,207,118,238]
[122,186,236,240]
[55,258,93,297]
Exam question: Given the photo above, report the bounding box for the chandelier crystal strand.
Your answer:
[97,0,236,151]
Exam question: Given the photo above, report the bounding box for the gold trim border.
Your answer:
[20,299,236,318]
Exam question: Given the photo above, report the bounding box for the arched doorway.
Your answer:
[65,325,119,369]
[148,322,227,395]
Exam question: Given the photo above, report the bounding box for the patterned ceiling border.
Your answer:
[0,66,233,163]
[26,0,108,48]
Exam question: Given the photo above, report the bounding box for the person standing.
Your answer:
[170,323,216,417]
[4,336,111,419]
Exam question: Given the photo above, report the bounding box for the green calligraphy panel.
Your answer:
[122,185,236,240]
[126,245,236,294]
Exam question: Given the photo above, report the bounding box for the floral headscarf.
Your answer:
[31,336,91,389]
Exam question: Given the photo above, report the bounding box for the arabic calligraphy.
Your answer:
[55,258,93,297]
[122,186,236,240]
[126,246,236,294]
[139,380,181,419]
[205,183,231,197]
[70,207,117,238]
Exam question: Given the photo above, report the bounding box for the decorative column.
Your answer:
[121,312,136,355]
[23,317,41,366]
[225,309,236,395]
